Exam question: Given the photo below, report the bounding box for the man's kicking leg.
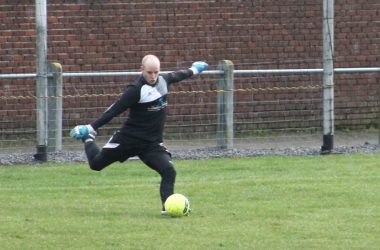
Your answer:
[84,140,116,171]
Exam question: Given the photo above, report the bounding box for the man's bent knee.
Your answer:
[162,166,176,180]
[89,163,103,171]
[88,160,108,171]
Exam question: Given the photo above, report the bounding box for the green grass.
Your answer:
[1,154,380,250]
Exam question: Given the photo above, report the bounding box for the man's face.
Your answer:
[141,61,160,85]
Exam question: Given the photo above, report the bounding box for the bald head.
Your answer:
[141,55,161,85]
[142,54,160,67]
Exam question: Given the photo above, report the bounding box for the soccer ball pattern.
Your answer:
[164,194,190,217]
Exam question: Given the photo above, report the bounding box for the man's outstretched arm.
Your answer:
[165,61,208,84]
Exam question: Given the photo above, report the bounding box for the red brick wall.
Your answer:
[1,0,379,136]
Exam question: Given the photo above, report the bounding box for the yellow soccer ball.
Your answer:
[164,194,190,217]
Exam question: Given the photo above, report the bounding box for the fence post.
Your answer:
[216,60,234,149]
[378,77,380,144]
[47,62,63,152]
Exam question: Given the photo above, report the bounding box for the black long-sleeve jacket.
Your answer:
[90,69,194,143]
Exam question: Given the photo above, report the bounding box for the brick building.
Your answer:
[0,1,379,147]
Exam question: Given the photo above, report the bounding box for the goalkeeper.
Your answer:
[70,54,208,215]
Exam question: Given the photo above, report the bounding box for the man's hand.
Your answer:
[70,124,96,141]
[190,61,208,75]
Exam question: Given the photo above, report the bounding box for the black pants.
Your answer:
[84,137,176,209]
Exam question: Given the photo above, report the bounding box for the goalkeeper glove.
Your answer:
[70,124,96,141]
[190,61,208,75]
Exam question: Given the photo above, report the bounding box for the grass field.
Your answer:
[1,153,380,249]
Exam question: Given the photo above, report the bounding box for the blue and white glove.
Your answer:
[70,124,96,141]
[190,61,208,75]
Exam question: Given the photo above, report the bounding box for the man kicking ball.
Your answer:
[70,54,208,215]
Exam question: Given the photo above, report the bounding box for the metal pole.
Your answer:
[3,67,380,79]
[321,0,334,154]
[34,0,48,161]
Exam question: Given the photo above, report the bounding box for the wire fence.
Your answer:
[1,66,379,155]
